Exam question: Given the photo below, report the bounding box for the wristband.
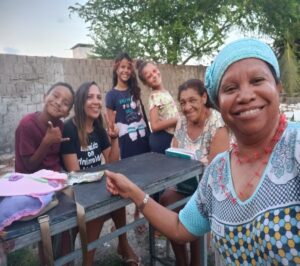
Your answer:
[137,193,150,212]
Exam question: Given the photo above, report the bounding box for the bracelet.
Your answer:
[137,193,150,212]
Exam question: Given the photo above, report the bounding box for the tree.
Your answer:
[69,0,247,64]
[235,0,300,95]
[70,0,300,94]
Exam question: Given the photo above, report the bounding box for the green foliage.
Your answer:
[279,40,300,95]
[70,0,246,64]
[236,0,300,96]
[70,0,300,95]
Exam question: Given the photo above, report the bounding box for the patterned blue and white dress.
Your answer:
[179,121,300,265]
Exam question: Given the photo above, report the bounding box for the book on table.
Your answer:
[165,147,197,160]
[165,147,200,193]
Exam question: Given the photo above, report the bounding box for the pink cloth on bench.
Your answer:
[0,170,67,196]
[0,193,54,231]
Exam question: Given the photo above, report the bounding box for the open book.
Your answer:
[165,147,197,160]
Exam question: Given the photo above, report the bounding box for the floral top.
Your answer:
[174,109,225,166]
[179,121,300,265]
[149,89,179,134]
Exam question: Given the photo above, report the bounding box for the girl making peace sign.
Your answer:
[105,52,150,160]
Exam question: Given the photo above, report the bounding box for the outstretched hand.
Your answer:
[104,112,119,139]
[105,170,136,199]
[45,121,69,145]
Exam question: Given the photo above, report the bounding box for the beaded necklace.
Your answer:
[217,114,287,203]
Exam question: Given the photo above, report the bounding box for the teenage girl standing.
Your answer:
[106,52,150,233]
[105,52,150,160]
[136,60,179,154]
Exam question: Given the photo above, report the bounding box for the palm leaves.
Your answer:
[276,37,300,95]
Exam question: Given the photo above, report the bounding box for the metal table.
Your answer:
[0,152,204,265]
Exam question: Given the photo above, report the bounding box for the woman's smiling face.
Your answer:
[84,84,102,121]
[179,88,207,124]
[218,58,282,139]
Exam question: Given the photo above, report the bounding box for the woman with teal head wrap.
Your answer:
[205,38,280,109]
[103,38,300,265]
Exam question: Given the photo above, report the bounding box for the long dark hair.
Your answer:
[74,81,104,148]
[178,79,213,108]
[113,52,141,101]
[135,59,150,85]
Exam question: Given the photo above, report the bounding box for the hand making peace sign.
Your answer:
[104,111,119,140]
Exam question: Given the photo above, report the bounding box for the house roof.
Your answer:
[70,43,93,49]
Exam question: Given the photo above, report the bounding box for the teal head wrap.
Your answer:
[204,38,280,108]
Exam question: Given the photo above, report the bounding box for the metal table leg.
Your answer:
[149,224,156,266]
[199,234,207,266]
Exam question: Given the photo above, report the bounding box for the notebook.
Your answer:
[165,147,197,160]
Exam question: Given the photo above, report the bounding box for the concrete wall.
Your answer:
[0,54,204,155]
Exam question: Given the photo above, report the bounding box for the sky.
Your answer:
[0,1,268,63]
[0,0,91,58]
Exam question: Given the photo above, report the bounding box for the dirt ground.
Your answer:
[84,204,175,266]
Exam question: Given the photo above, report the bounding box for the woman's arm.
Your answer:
[102,137,119,163]
[106,108,115,126]
[207,126,230,163]
[149,106,177,132]
[62,154,80,171]
[105,170,198,243]
[170,137,179,148]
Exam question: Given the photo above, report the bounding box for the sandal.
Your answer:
[117,253,141,266]
[117,245,141,266]
[120,256,141,266]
